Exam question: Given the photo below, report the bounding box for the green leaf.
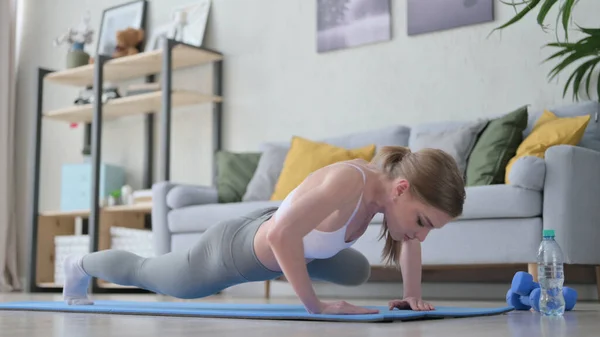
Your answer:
[537,0,559,28]
[562,65,580,98]
[571,60,595,100]
[544,48,572,63]
[548,52,586,80]
[490,0,541,33]
[578,26,600,36]
[561,0,576,41]
[584,60,599,99]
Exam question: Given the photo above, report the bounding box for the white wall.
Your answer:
[14,0,600,284]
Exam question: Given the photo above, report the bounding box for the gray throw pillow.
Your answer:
[242,144,289,202]
[507,156,546,191]
[410,120,488,177]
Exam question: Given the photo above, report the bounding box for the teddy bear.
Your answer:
[88,27,145,64]
[112,27,145,58]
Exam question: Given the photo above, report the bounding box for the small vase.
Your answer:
[66,43,90,69]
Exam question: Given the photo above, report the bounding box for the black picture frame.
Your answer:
[96,0,148,57]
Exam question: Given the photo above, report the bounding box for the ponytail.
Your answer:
[370,146,412,179]
[370,146,411,268]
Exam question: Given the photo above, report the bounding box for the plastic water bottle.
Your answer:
[537,229,565,316]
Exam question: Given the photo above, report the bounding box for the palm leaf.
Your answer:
[584,59,599,98]
[537,0,559,30]
[546,35,600,80]
[543,47,573,63]
[578,26,600,36]
[544,27,600,100]
[560,0,576,41]
[490,0,541,34]
[571,58,598,100]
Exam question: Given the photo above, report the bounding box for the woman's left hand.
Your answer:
[388,297,435,311]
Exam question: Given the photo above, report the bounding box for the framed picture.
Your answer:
[171,0,211,47]
[144,23,175,52]
[317,0,391,53]
[407,0,494,36]
[96,0,148,56]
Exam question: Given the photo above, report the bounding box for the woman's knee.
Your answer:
[305,248,372,286]
[344,255,371,286]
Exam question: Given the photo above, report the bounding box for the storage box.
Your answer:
[54,235,90,286]
[53,227,154,285]
[60,163,126,211]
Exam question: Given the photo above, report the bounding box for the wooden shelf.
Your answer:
[39,203,153,218]
[45,44,223,87]
[39,209,91,218]
[104,202,152,213]
[44,90,221,123]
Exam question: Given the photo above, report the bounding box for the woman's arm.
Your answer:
[266,166,365,314]
[400,239,422,298]
[388,239,434,311]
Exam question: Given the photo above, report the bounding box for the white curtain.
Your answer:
[0,0,22,291]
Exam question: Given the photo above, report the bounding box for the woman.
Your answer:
[63,146,466,315]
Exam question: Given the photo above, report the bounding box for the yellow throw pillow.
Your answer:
[270,136,376,201]
[505,110,590,183]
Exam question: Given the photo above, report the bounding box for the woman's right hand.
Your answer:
[316,300,380,315]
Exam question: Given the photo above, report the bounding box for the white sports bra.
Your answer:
[274,162,367,259]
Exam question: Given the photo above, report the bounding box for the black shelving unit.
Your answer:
[27,38,223,293]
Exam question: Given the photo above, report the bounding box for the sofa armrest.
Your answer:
[166,184,218,209]
[543,145,600,265]
[151,181,218,255]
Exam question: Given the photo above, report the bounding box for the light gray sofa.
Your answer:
[152,101,600,280]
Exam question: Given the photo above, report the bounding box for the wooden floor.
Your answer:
[0,293,598,336]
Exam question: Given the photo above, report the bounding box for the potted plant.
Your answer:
[492,0,599,101]
[53,11,94,68]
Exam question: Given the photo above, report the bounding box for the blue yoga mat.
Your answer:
[0,300,513,322]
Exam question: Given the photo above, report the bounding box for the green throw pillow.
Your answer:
[466,105,528,186]
[216,151,261,203]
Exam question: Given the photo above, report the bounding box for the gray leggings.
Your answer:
[80,207,371,299]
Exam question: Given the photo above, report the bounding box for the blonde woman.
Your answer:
[63,146,466,315]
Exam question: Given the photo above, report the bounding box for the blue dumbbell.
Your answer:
[508,271,577,311]
[506,288,540,310]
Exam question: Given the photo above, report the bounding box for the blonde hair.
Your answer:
[370,146,466,268]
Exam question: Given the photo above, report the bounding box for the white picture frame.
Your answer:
[144,23,175,52]
[171,0,211,47]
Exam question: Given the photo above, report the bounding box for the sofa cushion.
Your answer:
[243,125,411,202]
[409,119,488,177]
[215,151,261,203]
[525,101,600,152]
[507,156,546,191]
[168,200,282,233]
[465,105,528,186]
[370,184,541,223]
[459,184,542,219]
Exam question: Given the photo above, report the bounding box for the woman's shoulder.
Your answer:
[308,160,371,190]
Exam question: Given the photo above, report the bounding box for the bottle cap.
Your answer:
[543,229,555,237]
